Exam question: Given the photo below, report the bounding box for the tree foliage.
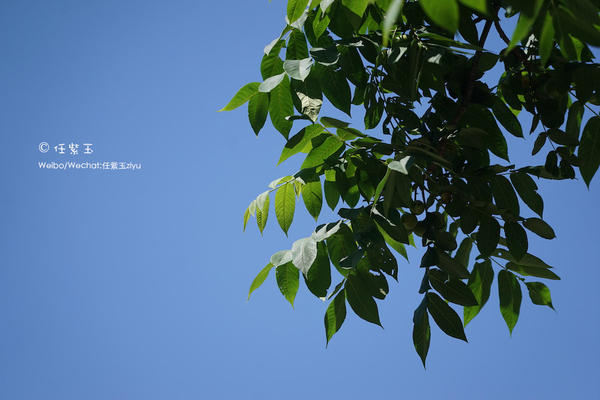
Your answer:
[222,0,600,366]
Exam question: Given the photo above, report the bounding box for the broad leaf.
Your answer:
[476,217,500,257]
[505,221,528,261]
[248,92,269,135]
[578,116,600,186]
[288,0,310,23]
[426,292,467,341]
[325,290,346,344]
[301,135,344,169]
[276,262,300,306]
[464,260,494,326]
[510,172,544,217]
[498,270,522,334]
[302,179,323,221]
[491,175,520,216]
[525,282,554,310]
[420,0,459,33]
[275,182,296,235]
[523,218,556,239]
[255,191,270,234]
[412,296,430,368]
[291,237,318,274]
[345,273,382,326]
[305,242,332,298]
[269,76,294,138]
[284,58,313,81]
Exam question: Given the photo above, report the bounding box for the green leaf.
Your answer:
[458,0,487,14]
[243,200,256,232]
[342,0,370,17]
[539,13,555,66]
[305,242,332,298]
[276,262,300,307]
[284,58,313,81]
[506,262,561,280]
[219,82,260,111]
[302,179,323,221]
[505,221,528,261]
[372,168,390,206]
[255,191,270,234]
[279,124,324,164]
[454,237,473,269]
[578,116,600,186]
[525,282,554,310]
[383,0,405,46]
[412,296,430,368]
[345,273,382,326]
[388,156,414,175]
[420,0,460,33]
[510,172,544,217]
[301,135,344,169]
[492,98,523,138]
[324,170,340,210]
[275,182,296,235]
[437,249,470,279]
[430,270,478,306]
[498,270,522,334]
[426,292,467,341]
[248,263,274,300]
[494,248,553,269]
[314,64,352,116]
[464,260,494,326]
[269,75,294,138]
[288,0,310,23]
[476,217,500,257]
[523,218,556,239]
[248,92,269,135]
[491,175,520,217]
[325,290,346,345]
[286,29,309,60]
[507,0,544,53]
[291,237,318,274]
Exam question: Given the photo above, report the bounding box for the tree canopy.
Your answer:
[221,0,600,366]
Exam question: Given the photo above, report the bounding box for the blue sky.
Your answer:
[1,1,599,399]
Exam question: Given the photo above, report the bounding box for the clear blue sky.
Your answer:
[1,1,599,399]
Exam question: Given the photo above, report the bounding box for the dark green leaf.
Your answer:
[454,237,473,269]
[301,135,344,169]
[248,92,269,135]
[325,290,346,345]
[426,292,467,341]
[498,270,522,334]
[507,0,544,53]
[279,124,324,164]
[506,262,561,280]
[492,98,523,138]
[525,282,555,310]
[276,262,300,307]
[326,223,358,273]
[464,260,494,325]
[523,218,556,239]
[345,274,382,326]
[412,296,430,368]
[510,172,544,217]
[578,116,600,186]
[305,242,332,298]
[269,76,294,138]
[491,175,520,216]
[287,0,310,24]
[314,64,352,116]
[505,221,528,261]
[476,217,500,257]
[248,263,274,300]
[539,13,555,66]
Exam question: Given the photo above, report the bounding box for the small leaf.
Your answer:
[476,217,500,257]
[248,263,274,300]
[291,237,318,275]
[412,296,430,368]
[345,274,382,326]
[276,262,300,307]
[325,290,346,345]
[525,282,554,310]
[219,82,260,111]
[578,116,600,186]
[523,218,556,239]
[255,191,270,234]
[275,182,296,235]
[498,270,522,334]
[388,156,414,175]
[426,292,467,341]
[505,221,528,261]
[420,0,460,33]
